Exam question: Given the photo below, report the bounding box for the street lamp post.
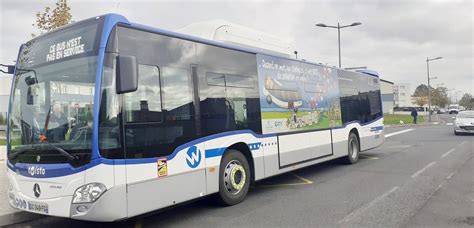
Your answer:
[448,88,455,103]
[426,57,443,122]
[456,91,462,103]
[316,22,362,68]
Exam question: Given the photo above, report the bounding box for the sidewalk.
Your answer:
[0,146,43,226]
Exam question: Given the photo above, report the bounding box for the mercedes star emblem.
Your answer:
[33,183,41,198]
[36,155,41,162]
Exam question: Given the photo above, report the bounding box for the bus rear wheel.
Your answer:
[217,149,251,206]
[343,133,360,164]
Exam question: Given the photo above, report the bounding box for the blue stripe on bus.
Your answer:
[204,142,262,158]
[332,116,384,130]
[370,126,384,132]
[7,130,268,178]
[205,148,226,158]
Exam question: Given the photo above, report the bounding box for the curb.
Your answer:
[0,211,44,227]
[385,122,442,128]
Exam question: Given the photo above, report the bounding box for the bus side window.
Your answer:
[123,64,163,158]
[196,43,261,136]
[123,66,195,158]
[124,64,162,123]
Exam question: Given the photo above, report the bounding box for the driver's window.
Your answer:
[124,64,162,123]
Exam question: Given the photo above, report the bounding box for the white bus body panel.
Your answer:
[263,118,384,178]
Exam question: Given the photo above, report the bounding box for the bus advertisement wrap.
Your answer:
[257,54,342,134]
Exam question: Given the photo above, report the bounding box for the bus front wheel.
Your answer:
[217,149,251,206]
[343,133,360,164]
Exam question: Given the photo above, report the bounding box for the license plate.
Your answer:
[27,201,49,214]
[10,194,49,214]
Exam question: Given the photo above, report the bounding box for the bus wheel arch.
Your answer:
[216,143,253,206]
[349,128,361,152]
[226,142,255,184]
[343,128,360,164]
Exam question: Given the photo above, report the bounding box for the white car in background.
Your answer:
[454,111,474,135]
[448,104,460,114]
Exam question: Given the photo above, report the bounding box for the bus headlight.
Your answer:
[72,183,107,204]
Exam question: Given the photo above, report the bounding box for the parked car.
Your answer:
[453,111,474,135]
[437,108,447,114]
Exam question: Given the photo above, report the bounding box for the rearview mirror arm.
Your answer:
[0,64,15,74]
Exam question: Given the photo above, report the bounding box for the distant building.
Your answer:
[393,83,412,107]
[380,79,395,114]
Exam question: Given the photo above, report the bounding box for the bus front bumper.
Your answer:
[8,188,72,218]
[8,184,127,222]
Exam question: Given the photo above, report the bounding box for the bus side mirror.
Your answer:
[116,55,138,94]
[0,64,15,74]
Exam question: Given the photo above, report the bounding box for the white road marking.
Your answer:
[338,186,399,224]
[293,174,314,184]
[385,129,414,138]
[359,154,379,160]
[258,174,313,187]
[446,172,456,179]
[446,123,453,126]
[437,184,443,190]
[387,145,411,148]
[411,162,436,178]
[441,148,456,158]
[459,141,467,146]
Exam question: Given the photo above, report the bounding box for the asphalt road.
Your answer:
[6,114,473,228]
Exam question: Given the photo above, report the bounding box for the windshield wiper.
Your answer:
[9,142,78,161]
[8,147,32,160]
[42,142,79,161]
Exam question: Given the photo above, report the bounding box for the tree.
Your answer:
[459,93,474,110]
[412,96,428,107]
[412,84,448,108]
[431,87,449,108]
[413,84,430,97]
[32,0,72,36]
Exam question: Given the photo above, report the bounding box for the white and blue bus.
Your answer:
[6,14,384,221]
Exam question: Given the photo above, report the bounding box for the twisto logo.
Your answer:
[186,146,202,169]
[28,166,46,176]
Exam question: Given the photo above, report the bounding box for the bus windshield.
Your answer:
[8,19,102,167]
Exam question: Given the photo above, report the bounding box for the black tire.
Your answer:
[216,149,251,206]
[343,133,360,164]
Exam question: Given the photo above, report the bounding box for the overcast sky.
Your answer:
[1,0,472,98]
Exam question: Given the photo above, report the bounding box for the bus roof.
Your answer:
[355,69,380,78]
[25,13,379,78]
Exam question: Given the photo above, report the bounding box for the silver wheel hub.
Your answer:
[224,160,246,195]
